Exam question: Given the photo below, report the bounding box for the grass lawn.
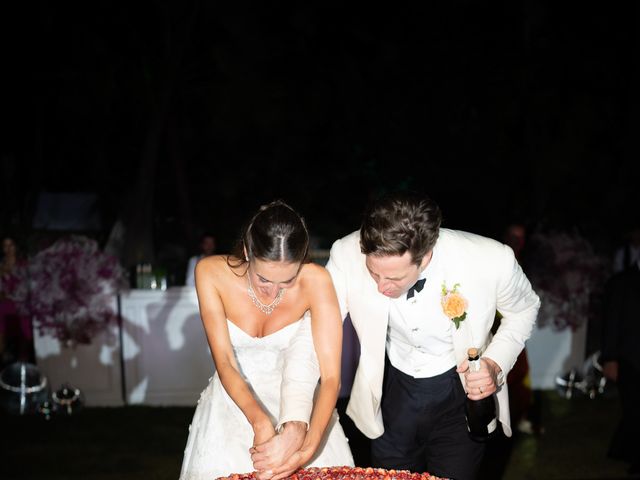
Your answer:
[2,406,194,480]
[501,391,631,480]
[1,390,633,479]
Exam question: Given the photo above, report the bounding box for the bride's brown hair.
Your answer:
[227,200,310,272]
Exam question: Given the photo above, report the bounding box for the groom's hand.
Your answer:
[458,356,502,400]
[251,421,306,479]
[268,447,314,480]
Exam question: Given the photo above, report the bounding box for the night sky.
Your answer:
[2,2,638,281]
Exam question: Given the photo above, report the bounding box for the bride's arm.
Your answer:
[299,266,343,456]
[195,258,275,446]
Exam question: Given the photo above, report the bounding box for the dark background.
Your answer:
[2,1,638,283]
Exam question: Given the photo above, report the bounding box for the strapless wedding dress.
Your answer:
[179,317,354,479]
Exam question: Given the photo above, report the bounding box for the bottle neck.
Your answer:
[468,355,481,372]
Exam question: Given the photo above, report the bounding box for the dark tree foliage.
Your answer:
[1,1,637,279]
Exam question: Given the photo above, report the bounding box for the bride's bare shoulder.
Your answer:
[299,261,332,285]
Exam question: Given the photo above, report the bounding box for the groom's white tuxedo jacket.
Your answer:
[280,228,540,439]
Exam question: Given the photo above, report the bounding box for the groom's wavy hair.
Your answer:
[360,191,442,266]
[229,200,310,269]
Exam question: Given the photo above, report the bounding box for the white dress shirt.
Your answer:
[185,255,202,287]
[386,247,457,378]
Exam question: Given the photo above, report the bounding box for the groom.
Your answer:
[256,191,540,480]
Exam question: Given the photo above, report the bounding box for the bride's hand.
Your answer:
[251,421,306,480]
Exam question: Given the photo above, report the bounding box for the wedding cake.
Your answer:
[216,466,446,480]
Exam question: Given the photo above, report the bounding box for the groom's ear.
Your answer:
[419,250,433,271]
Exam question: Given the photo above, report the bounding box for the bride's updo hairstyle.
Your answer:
[232,200,310,266]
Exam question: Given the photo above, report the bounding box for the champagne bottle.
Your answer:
[465,347,498,441]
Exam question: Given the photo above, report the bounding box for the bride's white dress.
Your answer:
[179,316,355,479]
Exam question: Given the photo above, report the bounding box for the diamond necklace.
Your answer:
[247,276,285,315]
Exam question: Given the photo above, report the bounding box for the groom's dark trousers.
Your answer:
[371,360,485,480]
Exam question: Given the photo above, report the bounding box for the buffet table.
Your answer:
[527,320,587,390]
[34,286,585,406]
[34,287,214,406]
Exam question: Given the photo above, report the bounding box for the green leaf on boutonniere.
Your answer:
[452,311,467,329]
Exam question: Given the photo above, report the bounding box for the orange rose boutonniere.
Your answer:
[441,282,468,329]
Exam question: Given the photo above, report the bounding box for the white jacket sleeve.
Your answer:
[483,244,540,374]
[277,315,320,430]
[185,256,198,287]
[277,235,353,428]
[325,237,350,321]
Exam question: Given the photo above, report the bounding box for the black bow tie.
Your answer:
[406,278,426,299]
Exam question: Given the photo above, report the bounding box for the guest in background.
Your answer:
[0,236,34,366]
[185,232,216,287]
[501,223,537,435]
[612,223,640,274]
[478,222,538,480]
[601,258,640,475]
[0,236,20,276]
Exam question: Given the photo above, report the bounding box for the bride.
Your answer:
[179,201,354,480]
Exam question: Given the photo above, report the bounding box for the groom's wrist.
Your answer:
[280,420,308,434]
[278,421,307,453]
